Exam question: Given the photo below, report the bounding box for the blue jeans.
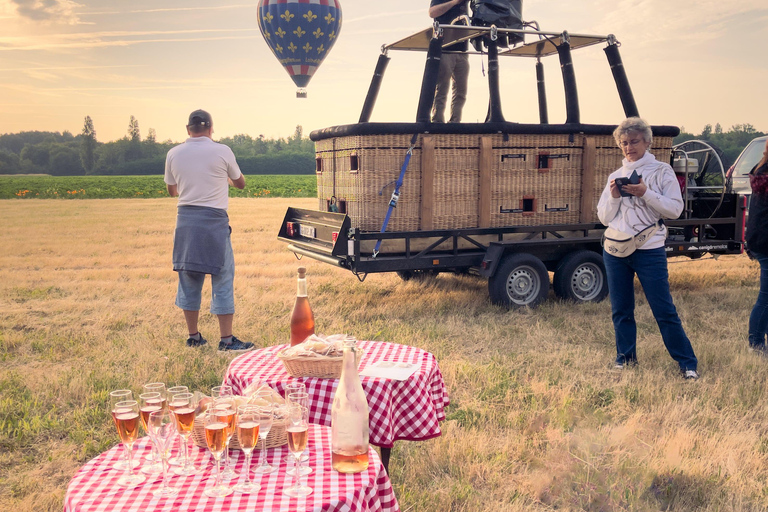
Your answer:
[603,247,698,371]
[749,252,768,347]
[175,235,235,315]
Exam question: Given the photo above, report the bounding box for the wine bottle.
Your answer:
[331,340,369,473]
[290,267,315,346]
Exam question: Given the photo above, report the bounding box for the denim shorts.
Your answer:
[175,236,235,315]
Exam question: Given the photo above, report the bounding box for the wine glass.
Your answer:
[254,404,275,474]
[147,410,179,497]
[139,392,164,474]
[169,392,198,476]
[233,405,261,494]
[211,385,233,399]
[114,400,146,486]
[143,383,167,410]
[284,404,312,497]
[284,381,306,399]
[166,385,188,466]
[109,389,137,471]
[204,409,233,498]
[212,397,238,481]
[286,392,312,475]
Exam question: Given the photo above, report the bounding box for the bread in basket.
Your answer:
[277,334,363,379]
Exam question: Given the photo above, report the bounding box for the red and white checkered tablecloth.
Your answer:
[224,341,450,448]
[64,424,398,512]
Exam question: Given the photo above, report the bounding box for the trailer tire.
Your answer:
[553,250,608,303]
[488,253,549,308]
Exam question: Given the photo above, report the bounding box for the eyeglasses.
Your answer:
[619,139,644,148]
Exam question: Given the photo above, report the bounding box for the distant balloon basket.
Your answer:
[257,0,343,98]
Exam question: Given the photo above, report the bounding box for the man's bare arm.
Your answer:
[230,174,246,189]
[167,184,178,197]
[429,0,461,19]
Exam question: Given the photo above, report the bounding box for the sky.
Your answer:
[0,0,766,143]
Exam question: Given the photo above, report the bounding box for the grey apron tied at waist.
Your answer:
[172,205,230,275]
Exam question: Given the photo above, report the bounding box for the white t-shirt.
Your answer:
[164,136,242,210]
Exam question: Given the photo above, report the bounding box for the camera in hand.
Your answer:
[615,170,641,197]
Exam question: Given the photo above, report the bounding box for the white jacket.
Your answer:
[597,151,683,250]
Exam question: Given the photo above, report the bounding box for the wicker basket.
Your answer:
[277,348,363,379]
[192,411,287,450]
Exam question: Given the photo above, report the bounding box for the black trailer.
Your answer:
[277,22,747,307]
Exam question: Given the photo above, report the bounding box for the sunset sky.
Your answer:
[1,0,766,143]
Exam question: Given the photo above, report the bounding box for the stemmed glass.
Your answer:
[147,410,179,497]
[114,400,146,486]
[284,404,312,497]
[211,385,233,399]
[169,392,198,476]
[110,389,138,471]
[286,391,312,476]
[139,392,164,474]
[211,397,238,481]
[204,409,233,498]
[253,403,275,474]
[166,386,189,466]
[233,405,261,494]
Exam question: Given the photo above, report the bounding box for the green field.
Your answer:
[0,175,317,199]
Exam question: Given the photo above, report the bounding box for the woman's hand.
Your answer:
[622,178,647,198]
[610,179,621,198]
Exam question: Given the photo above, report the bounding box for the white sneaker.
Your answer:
[683,369,699,380]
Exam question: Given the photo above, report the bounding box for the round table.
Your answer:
[223,341,451,471]
[64,424,398,512]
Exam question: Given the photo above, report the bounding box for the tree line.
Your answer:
[0,119,763,176]
[0,116,316,176]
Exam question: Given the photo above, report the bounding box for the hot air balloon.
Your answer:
[257,0,342,98]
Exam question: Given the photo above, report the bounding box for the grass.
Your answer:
[0,197,766,511]
[0,175,316,199]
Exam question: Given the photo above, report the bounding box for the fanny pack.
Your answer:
[603,221,662,258]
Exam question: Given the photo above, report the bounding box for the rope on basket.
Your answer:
[373,132,419,258]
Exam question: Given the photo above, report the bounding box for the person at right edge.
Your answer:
[597,117,699,380]
[429,0,469,123]
[746,138,768,354]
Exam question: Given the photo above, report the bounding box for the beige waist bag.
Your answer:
[603,222,661,257]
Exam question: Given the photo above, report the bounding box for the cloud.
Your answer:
[8,0,82,24]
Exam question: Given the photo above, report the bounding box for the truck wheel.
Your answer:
[488,253,549,308]
[553,250,608,303]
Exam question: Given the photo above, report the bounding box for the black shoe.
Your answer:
[186,333,208,347]
[613,357,638,369]
[749,344,768,357]
[218,336,254,352]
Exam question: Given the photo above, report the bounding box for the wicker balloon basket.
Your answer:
[277,348,363,379]
[192,412,287,450]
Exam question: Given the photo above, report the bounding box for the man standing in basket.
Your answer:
[165,109,254,351]
[429,0,470,123]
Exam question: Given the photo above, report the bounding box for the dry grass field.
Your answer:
[1,197,766,511]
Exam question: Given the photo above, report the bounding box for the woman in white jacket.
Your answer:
[597,117,699,379]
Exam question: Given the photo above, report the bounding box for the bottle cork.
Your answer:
[297,267,307,278]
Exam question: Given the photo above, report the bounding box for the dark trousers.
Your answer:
[749,252,768,347]
[604,247,698,371]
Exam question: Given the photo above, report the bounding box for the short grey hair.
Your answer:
[613,117,652,147]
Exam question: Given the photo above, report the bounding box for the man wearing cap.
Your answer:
[164,109,253,351]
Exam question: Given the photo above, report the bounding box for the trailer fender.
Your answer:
[478,244,506,278]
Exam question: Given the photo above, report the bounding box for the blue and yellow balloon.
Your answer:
[257,0,342,98]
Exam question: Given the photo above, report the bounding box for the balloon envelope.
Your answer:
[257,0,343,95]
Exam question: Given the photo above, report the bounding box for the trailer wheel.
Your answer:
[553,250,608,303]
[488,253,549,308]
[396,270,439,281]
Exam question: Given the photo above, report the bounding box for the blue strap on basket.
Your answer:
[373,133,419,258]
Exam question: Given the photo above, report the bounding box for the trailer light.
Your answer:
[332,232,339,243]
[286,222,298,237]
[481,261,488,270]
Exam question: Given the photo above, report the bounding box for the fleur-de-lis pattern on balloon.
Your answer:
[257,0,343,90]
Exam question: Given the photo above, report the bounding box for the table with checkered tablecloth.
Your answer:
[224,341,450,453]
[64,424,398,512]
